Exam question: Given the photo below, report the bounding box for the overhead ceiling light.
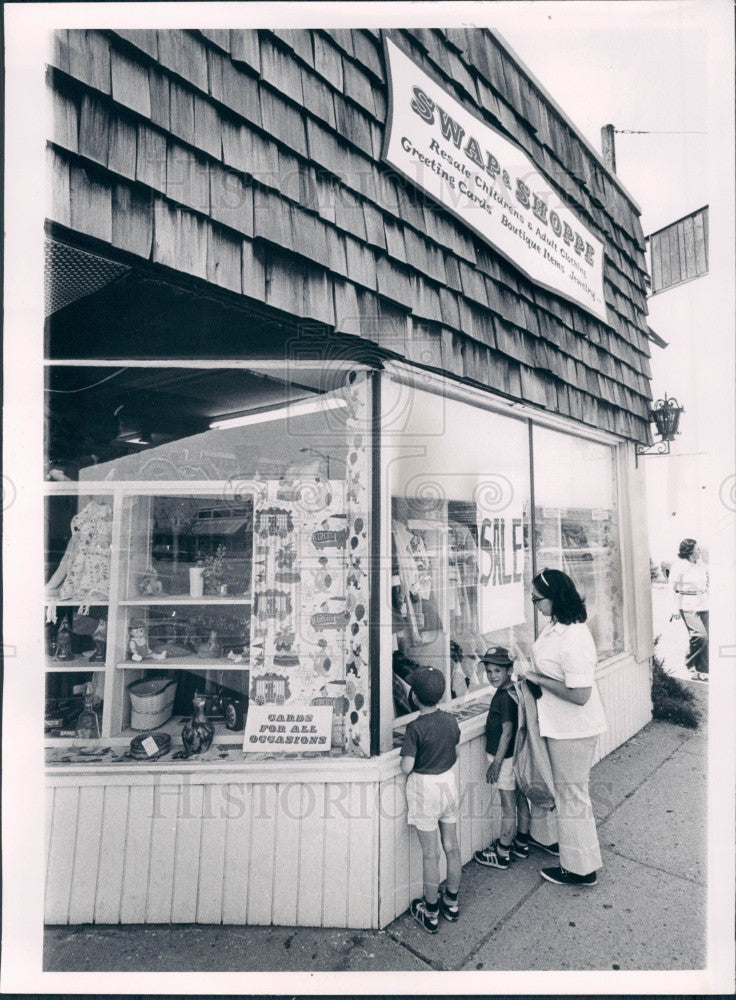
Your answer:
[209,396,348,430]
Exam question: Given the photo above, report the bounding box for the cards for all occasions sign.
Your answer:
[243,705,333,752]
[382,37,607,322]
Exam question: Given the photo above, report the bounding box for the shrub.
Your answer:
[651,659,700,729]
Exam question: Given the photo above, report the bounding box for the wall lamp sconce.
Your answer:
[636,393,684,460]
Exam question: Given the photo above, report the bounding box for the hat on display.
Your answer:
[409,666,446,706]
[482,645,514,668]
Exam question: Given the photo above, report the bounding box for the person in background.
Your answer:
[473,646,532,871]
[400,667,462,933]
[669,538,709,681]
[523,568,607,887]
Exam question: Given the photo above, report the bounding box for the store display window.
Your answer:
[531,426,623,659]
[384,380,535,722]
[44,364,372,757]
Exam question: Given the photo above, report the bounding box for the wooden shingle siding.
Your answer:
[47,27,652,441]
[78,92,110,167]
[70,162,112,242]
[157,29,209,92]
[47,146,72,228]
[135,123,167,192]
[207,47,262,128]
[649,207,708,293]
[111,48,152,118]
[108,115,138,181]
[112,183,153,258]
[312,32,344,91]
[51,84,79,153]
[67,29,111,94]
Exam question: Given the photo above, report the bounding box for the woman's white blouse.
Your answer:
[669,558,708,613]
[532,621,607,740]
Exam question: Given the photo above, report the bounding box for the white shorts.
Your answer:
[487,752,517,791]
[405,769,459,831]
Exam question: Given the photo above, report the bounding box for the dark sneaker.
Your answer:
[510,836,530,859]
[527,835,560,856]
[410,897,439,933]
[439,888,459,922]
[473,841,510,870]
[540,866,597,886]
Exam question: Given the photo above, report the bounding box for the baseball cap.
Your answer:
[409,666,446,706]
[482,645,513,668]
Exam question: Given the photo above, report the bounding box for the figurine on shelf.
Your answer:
[227,646,248,664]
[128,619,167,662]
[53,617,73,661]
[88,618,107,662]
[197,629,222,659]
[139,566,164,597]
[181,692,214,755]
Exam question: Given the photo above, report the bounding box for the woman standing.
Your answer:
[523,568,606,886]
[669,538,709,681]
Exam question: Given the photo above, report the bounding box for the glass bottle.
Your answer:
[73,681,102,755]
[181,692,214,755]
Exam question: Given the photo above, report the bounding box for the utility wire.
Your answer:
[613,129,707,135]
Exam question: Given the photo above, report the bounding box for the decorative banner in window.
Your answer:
[381,37,607,323]
[243,704,333,752]
[476,478,527,633]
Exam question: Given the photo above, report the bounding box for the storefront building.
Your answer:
[44,26,654,928]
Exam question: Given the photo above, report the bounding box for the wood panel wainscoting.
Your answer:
[45,652,650,929]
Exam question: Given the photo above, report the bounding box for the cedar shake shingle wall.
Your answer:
[46,27,652,441]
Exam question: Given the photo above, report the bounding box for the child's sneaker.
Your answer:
[438,888,459,922]
[410,897,439,933]
[473,840,510,870]
[527,835,560,856]
[510,836,530,859]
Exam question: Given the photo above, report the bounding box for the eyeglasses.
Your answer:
[531,595,545,603]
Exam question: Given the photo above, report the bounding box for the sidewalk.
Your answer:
[44,686,707,974]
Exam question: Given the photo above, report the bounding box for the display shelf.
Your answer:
[46,658,106,671]
[45,598,110,606]
[117,713,245,744]
[117,657,250,670]
[119,597,251,606]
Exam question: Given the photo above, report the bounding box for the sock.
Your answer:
[444,888,458,901]
[498,840,511,854]
[516,831,530,841]
[425,898,439,914]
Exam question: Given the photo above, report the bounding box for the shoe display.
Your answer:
[527,836,560,855]
[510,837,530,858]
[410,896,440,933]
[439,888,459,922]
[540,865,597,886]
[473,841,510,870]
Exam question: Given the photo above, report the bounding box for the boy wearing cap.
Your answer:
[473,646,531,871]
[400,666,462,934]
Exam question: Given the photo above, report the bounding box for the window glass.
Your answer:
[384,380,534,719]
[531,426,623,659]
[44,366,372,757]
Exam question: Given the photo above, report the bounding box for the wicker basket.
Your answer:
[128,677,177,731]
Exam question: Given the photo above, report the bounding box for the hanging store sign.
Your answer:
[382,37,607,322]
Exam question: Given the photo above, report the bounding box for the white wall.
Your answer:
[644,271,711,568]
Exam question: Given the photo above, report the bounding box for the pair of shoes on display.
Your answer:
[540,865,598,886]
[473,839,511,870]
[410,896,439,933]
[526,835,560,856]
